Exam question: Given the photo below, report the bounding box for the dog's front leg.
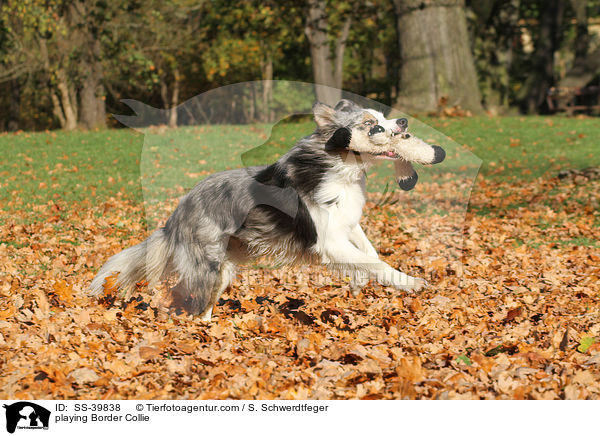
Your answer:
[348,225,379,295]
[349,224,378,258]
[322,236,426,293]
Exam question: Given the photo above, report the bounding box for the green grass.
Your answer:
[1,115,599,219]
[0,129,145,208]
[555,237,599,248]
[513,236,599,250]
[420,115,600,181]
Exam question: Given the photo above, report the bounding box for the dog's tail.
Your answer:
[89,229,172,297]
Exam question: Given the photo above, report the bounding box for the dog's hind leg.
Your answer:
[168,239,226,317]
[199,261,236,321]
[169,269,218,317]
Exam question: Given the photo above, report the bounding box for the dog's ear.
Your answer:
[334,99,361,113]
[325,127,351,151]
[313,102,336,128]
[395,159,418,191]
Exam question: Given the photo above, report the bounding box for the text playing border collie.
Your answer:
[89,99,446,320]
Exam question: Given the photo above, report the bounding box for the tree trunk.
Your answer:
[80,62,98,129]
[78,25,106,129]
[260,51,273,122]
[79,59,106,129]
[393,0,483,114]
[305,0,351,105]
[525,0,565,113]
[160,70,179,128]
[558,47,600,89]
[39,38,72,130]
[7,78,20,131]
[56,68,77,130]
[570,0,588,61]
[169,69,179,128]
[334,18,351,88]
[96,83,106,126]
[160,79,169,125]
[49,90,66,129]
[557,0,597,89]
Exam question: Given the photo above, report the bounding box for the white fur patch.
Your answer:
[309,164,367,259]
[366,109,398,133]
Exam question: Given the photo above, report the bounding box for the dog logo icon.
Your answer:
[2,402,50,433]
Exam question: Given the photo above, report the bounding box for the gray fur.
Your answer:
[89,229,171,296]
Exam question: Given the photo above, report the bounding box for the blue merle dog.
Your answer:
[89,99,445,320]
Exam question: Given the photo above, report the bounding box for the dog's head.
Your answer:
[313,99,445,190]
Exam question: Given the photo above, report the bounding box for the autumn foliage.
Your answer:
[0,171,599,400]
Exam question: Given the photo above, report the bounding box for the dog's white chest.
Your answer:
[310,174,366,237]
[329,183,365,227]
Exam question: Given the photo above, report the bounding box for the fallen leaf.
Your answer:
[69,368,99,384]
[503,307,522,323]
[139,346,162,360]
[456,355,472,366]
[577,336,596,353]
[53,280,73,303]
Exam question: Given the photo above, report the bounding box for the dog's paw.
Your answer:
[350,284,362,297]
[350,272,369,297]
[391,276,428,293]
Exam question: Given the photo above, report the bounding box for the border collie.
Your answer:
[89,99,445,320]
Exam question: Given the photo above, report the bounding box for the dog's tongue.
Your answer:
[385,151,395,157]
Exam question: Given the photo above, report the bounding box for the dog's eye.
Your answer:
[364,120,374,126]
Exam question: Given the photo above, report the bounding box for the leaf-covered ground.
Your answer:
[1,170,599,399]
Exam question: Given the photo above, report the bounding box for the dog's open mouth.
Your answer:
[371,150,400,160]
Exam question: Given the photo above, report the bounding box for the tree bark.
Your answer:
[558,47,600,89]
[80,62,98,129]
[48,88,66,129]
[160,80,169,125]
[7,78,20,131]
[67,1,106,129]
[557,0,597,89]
[96,83,106,127]
[334,18,351,87]
[525,0,565,113]
[160,69,179,128]
[570,0,588,61]
[260,51,273,122]
[305,0,351,105]
[169,71,179,128]
[393,0,483,114]
[78,19,106,130]
[56,68,78,130]
[79,60,106,128]
[39,39,68,129]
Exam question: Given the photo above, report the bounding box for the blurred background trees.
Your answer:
[0,0,599,131]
